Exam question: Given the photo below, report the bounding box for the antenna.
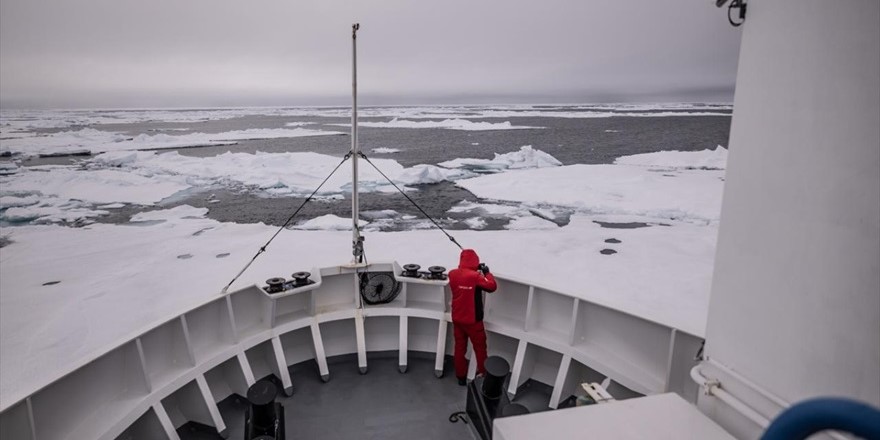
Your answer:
[351,23,364,264]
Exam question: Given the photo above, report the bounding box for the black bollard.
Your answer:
[245,379,285,439]
[248,380,278,430]
[481,356,510,400]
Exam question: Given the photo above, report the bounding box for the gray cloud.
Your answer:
[0,0,741,108]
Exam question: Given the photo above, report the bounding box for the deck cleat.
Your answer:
[427,266,447,280]
[291,271,312,287]
[264,277,286,293]
[401,263,421,278]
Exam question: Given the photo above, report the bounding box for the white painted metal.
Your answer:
[0,264,703,438]
[697,1,880,438]
[270,337,294,396]
[350,23,360,263]
[309,322,330,381]
[194,375,226,436]
[691,364,769,429]
[434,319,448,378]
[354,311,368,373]
[152,403,180,440]
[507,340,529,398]
[494,393,734,440]
[236,353,255,387]
[549,355,572,409]
[399,316,409,372]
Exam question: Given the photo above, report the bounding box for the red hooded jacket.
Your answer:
[448,249,497,324]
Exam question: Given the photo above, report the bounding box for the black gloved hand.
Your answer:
[477,263,489,274]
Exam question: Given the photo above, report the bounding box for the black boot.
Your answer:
[457,377,467,386]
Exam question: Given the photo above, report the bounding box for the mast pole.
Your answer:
[351,23,362,264]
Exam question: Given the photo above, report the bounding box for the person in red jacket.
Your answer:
[448,248,497,385]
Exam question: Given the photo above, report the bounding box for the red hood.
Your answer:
[458,249,480,270]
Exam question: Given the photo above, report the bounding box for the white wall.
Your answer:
[702,0,879,437]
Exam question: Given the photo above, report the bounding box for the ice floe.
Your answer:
[463,217,487,229]
[293,214,368,230]
[505,215,559,230]
[1,167,189,205]
[371,147,401,154]
[0,195,40,209]
[333,118,542,131]
[130,205,209,223]
[614,146,728,170]
[1,197,109,225]
[0,127,344,157]
[457,164,725,224]
[0,163,20,175]
[96,203,126,209]
[439,145,562,173]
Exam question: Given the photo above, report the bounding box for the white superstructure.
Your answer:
[694,0,880,438]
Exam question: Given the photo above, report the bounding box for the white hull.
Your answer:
[0,261,702,439]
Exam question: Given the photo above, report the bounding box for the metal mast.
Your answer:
[351,23,363,264]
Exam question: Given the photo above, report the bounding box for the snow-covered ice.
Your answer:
[333,118,542,131]
[96,203,126,209]
[0,195,39,209]
[1,167,189,205]
[440,145,562,173]
[614,146,728,170]
[505,215,559,230]
[371,147,401,154]
[0,162,19,175]
[1,197,109,225]
[130,205,209,222]
[457,164,724,224]
[463,217,487,229]
[293,214,369,231]
[90,150,428,196]
[0,127,344,157]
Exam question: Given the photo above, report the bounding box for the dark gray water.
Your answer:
[9,108,731,230]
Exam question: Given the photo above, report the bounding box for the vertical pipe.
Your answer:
[351,23,360,263]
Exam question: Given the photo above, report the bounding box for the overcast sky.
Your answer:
[0,0,742,109]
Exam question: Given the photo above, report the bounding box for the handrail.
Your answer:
[690,364,771,428]
[691,364,857,440]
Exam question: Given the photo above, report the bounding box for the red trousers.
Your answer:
[453,321,487,379]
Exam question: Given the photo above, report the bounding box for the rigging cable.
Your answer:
[220,151,353,293]
[357,151,464,250]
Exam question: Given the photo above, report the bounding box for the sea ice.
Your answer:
[463,217,487,229]
[1,197,108,225]
[0,127,344,157]
[505,215,559,230]
[130,205,209,222]
[293,214,368,230]
[439,145,562,172]
[89,150,477,197]
[1,167,189,205]
[371,147,401,154]
[394,164,473,185]
[456,164,725,224]
[614,146,728,170]
[0,195,39,209]
[333,118,542,131]
[0,162,19,175]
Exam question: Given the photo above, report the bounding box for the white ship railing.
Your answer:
[0,261,704,440]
